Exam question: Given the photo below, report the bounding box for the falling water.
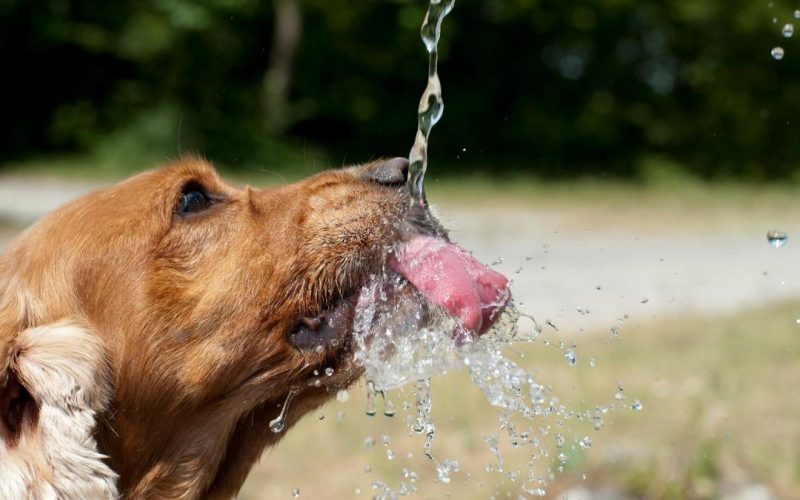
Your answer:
[269,388,298,433]
[407,0,456,207]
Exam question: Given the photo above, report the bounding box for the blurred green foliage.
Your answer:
[1,0,799,179]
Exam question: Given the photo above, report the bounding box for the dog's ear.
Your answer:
[0,295,119,498]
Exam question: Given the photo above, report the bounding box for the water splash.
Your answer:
[352,272,630,493]
[407,0,456,207]
[269,388,298,433]
[354,273,524,391]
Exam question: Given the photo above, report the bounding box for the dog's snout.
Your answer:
[362,157,409,187]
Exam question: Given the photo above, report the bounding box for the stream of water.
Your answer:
[407,0,455,208]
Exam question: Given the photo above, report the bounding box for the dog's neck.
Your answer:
[98,388,332,498]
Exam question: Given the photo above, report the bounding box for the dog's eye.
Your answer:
[177,184,212,215]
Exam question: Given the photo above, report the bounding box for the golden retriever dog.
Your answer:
[0,157,508,498]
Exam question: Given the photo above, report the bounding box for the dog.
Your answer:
[0,156,508,498]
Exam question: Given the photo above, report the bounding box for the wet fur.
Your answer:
[0,157,410,498]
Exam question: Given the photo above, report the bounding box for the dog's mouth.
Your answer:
[290,235,510,353]
[390,236,510,336]
[289,292,360,351]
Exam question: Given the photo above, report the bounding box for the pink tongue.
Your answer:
[390,236,510,335]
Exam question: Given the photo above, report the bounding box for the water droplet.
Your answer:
[291,488,300,498]
[783,24,794,37]
[610,326,620,336]
[795,10,800,20]
[589,357,596,368]
[269,419,284,433]
[365,380,377,416]
[767,229,788,248]
[772,46,785,60]
[382,434,392,446]
[336,389,349,402]
[614,383,625,401]
[436,458,460,483]
[364,436,375,449]
[382,393,396,417]
[386,449,395,461]
[564,350,577,366]
[579,436,592,449]
[364,465,372,473]
[631,400,643,411]
[324,367,334,376]
[269,389,298,433]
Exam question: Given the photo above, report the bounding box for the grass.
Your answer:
[239,299,800,499]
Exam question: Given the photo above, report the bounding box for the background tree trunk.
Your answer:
[262,0,302,136]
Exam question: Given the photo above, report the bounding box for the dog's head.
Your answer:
[0,157,508,497]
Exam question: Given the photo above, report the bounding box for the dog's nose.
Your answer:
[362,157,409,187]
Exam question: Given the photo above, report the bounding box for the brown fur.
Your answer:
[0,157,415,498]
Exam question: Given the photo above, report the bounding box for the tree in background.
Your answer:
[0,0,798,180]
[262,0,301,137]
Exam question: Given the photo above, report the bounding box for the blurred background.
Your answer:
[2,0,800,180]
[2,1,800,499]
